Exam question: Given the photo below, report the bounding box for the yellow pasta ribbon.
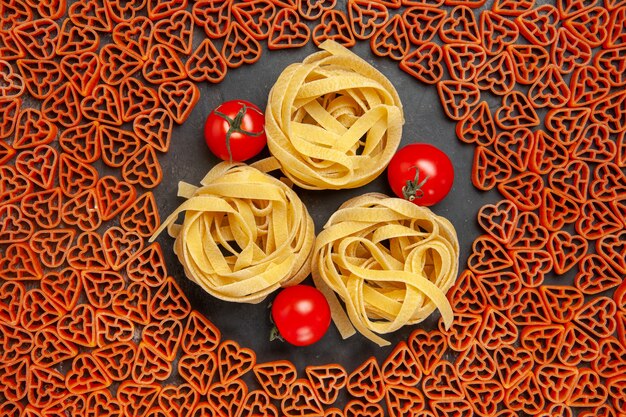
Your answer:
[150,162,316,304]
[264,40,404,190]
[311,193,459,346]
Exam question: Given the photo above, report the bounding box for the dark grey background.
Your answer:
[152,38,500,374]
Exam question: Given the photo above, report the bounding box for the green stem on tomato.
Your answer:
[214,104,264,162]
[402,166,429,201]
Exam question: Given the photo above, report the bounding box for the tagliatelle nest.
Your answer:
[311,193,459,346]
[150,162,315,303]
[263,40,404,190]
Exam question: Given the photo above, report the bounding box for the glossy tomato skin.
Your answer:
[387,143,454,206]
[271,285,331,347]
[204,100,267,162]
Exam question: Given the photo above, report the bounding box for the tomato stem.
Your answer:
[214,104,264,162]
[402,166,429,201]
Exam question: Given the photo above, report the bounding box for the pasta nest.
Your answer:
[265,40,404,190]
[151,162,316,303]
[311,193,459,346]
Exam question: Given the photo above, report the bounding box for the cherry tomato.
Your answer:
[204,99,267,162]
[271,285,331,346]
[387,143,454,206]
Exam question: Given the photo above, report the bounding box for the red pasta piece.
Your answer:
[158,384,199,417]
[16,59,63,100]
[0,203,33,244]
[59,122,101,163]
[456,101,496,146]
[520,324,564,364]
[385,385,425,417]
[402,6,446,44]
[477,271,521,310]
[508,288,551,325]
[40,82,82,128]
[66,352,112,394]
[134,108,173,153]
[116,381,161,417]
[539,285,584,324]
[27,366,68,409]
[59,153,99,197]
[479,10,519,55]
[575,254,623,295]
[574,296,617,339]
[281,379,324,417]
[504,372,545,414]
[85,389,123,417]
[95,310,135,347]
[99,125,141,168]
[343,400,383,417]
[591,91,626,134]
[40,267,81,311]
[305,363,347,405]
[593,336,626,379]
[535,362,578,404]
[1,402,23,417]
[0,281,24,325]
[111,16,153,60]
[93,342,137,382]
[0,166,32,206]
[494,128,535,172]
[68,0,113,32]
[56,18,99,56]
[312,10,355,47]
[455,340,497,381]
[606,4,626,47]
[13,18,59,59]
[577,199,622,240]
[31,327,77,367]
[150,276,191,320]
[507,43,549,85]
[254,360,297,400]
[495,90,540,129]
[298,0,336,20]
[430,399,474,417]
[478,200,518,245]
[66,231,108,271]
[447,269,487,314]
[528,64,571,109]
[99,43,143,85]
[81,270,125,309]
[147,0,187,20]
[178,351,218,394]
[347,0,388,40]
[568,368,608,407]
[559,323,600,366]
[477,306,518,349]
[186,38,227,83]
[0,29,25,60]
[96,176,137,222]
[370,14,409,61]
[120,191,160,237]
[112,282,151,325]
[13,108,57,149]
[121,145,162,189]
[463,380,505,417]
[552,27,592,75]
[192,0,232,39]
[380,341,420,386]
[474,51,516,95]
[439,5,480,44]
[422,360,464,400]
[439,312,481,352]
[0,97,20,139]
[468,234,514,275]
[142,318,182,361]
[60,52,100,96]
[546,230,588,274]
[529,130,569,175]
[216,339,256,383]
[0,0,32,30]
[143,44,186,84]
[493,345,533,389]
[596,231,626,274]
[540,188,580,232]
[124,243,165,288]
[398,42,444,85]
[15,144,58,189]
[407,328,448,375]
[240,390,279,417]
[207,379,248,417]
[231,0,275,41]
[222,22,263,68]
[0,243,43,281]
[437,80,480,121]
[0,322,33,363]
[153,10,194,55]
[119,77,159,123]
[346,357,385,403]
[82,84,123,125]
[570,66,610,108]
[57,303,97,347]
[515,4,559,46]
[563,6,609,47]
[62,188,102,232]
[158,80,200,124]
[0,356,29,402]
[591,161,626,202]
[594,46,626,87]
[131,343,172,384]
[443,43,486,82]
[548,159,590,203]
[105,0,144,23]
[511,249,552,287]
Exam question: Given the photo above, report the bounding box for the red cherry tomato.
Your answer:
[387,143,454,206]
[204,99,267,162]
[271,285,331,346]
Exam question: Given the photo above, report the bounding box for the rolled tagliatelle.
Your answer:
[263,40,404,190]
[150,162,316,304]
[311,193,459,346]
